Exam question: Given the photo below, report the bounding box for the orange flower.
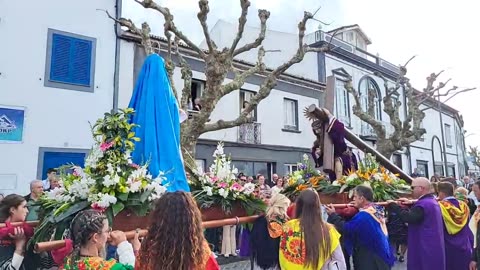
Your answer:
[296,184,308,191]
[309,176,323,187]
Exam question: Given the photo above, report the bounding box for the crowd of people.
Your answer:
[1,169,480,269]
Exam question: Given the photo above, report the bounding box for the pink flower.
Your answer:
[130,163,140,169]
[73,170,80,177]
[100,141,114,152]
[217,182,228,188]
[231,183,243,191]
[91,203,106,213]
[210,176,219,183]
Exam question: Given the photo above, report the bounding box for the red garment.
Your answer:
[0,222,34,240]
[205,254,220,270]
[335,206,358,218]
[287,204,296,219]
[51,239,73,265]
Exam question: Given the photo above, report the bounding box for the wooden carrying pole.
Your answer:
[32,199,417,253]
[33,215,260,253]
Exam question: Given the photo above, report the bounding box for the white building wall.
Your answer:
[0,0,117,194]
[201,20,318,81]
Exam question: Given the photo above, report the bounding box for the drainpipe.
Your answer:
[438,96,449,176]
[403,86,413,174]
[112,0,122,112]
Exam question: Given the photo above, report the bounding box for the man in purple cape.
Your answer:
[387,177,446,270]
[437,182,473,270]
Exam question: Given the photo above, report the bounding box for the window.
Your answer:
[416,160,429,178]
[283,98,298,131]
[37,147,89,179]
[392,154,402,169]
[45,29,96,92]
[284,164,299,175]
[195,159,206,173]
[240,90,257,121]
[190,80,204,111]
[358,77,381,120]
[447,165,456,177]
[232,161,274,181]
[445,124,452,147]
[334,78,350,126]
[434,164,444,176]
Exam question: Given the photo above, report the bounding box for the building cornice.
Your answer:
[120,31,326,92]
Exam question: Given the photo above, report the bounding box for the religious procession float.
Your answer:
[0,55,414,252]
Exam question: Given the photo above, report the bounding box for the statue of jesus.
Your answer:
[304,104,358,181]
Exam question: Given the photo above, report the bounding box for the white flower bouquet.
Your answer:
[31,108,167,246]
[189,142,265,215]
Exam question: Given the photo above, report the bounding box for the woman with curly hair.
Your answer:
[136,191,220,270]
[60,209,138,270]
[250,193,291,270]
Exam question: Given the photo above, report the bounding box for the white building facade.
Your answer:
[312,25,468,178]
[205,22,469,179]
[0,0,118,195]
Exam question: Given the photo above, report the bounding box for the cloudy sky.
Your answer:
[123,0,480,146]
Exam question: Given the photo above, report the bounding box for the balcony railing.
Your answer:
[313,30,400,75]
[238,123,261,144]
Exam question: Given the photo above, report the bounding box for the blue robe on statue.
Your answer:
[128,54,189,192]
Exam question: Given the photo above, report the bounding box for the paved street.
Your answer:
[219,258,407,269]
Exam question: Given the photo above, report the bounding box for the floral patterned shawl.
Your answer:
[60,257,133,270]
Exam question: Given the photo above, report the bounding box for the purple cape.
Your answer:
[443,198,473,270]
[408,194,446,270]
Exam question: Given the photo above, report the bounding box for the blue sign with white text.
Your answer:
[0,107,25,142]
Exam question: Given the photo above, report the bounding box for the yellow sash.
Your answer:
[439,200,470,235]
[279,219,340,270]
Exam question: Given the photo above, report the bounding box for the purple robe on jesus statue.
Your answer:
[312,117,358,181]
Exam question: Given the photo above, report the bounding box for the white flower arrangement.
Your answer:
[190,142,265,214]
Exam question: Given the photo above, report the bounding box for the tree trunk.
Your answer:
[376,138,395,159]
[180,124,199,175]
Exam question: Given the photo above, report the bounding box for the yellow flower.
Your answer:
[337,177,346,185]
[288,177,297,186]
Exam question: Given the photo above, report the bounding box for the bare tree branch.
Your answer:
[204,11,329,133]
[229,0,251,55]
[222,47,266,95]
[100,9,154,55]
[197,0,216,52]
[469,146,480,168]
[233,9,270,56]
[134,0,207,58]
[172,37,193,111]
[443,87,476,103]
